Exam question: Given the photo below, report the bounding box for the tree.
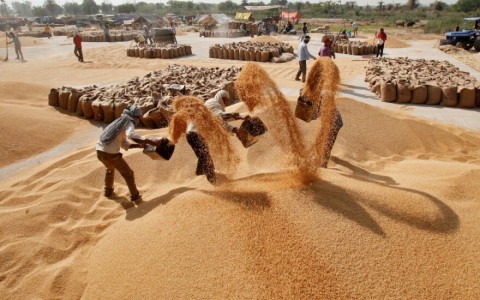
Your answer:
[12,1,33,17]
[455,0,480,13]
[32,5,48,17]
[82,0,98,15]
[407,0,418,10]
[44,0,63,16]
[64,2,82,15]
[432,1,447,11]
[117,4,135,14]
[100,2,113,14]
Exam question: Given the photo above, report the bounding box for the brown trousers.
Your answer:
[96,150,139,196]
[295,60,307,82]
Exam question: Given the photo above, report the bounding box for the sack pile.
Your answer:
[126,44,192,59]
[365,57,480,108]
[209,41,294,63]
[47,64,242,128]
[334,40,378,56]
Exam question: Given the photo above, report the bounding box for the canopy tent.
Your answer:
[235,12,254,21]
[280,12,300,19]
[244,5,282,11]
[199,15,217,26]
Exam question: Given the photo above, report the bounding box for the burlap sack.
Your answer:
[80,95,94,119]
[441,86,458,107]
[458,86,475,108]
[426,85,442,105]
[234,49,239,60]
[114,101,127,119]
[228,48,234,60]
[255,51,262,62]
[411,85,427,104]
[261,51,270,62]
[209,47,214,58]
[352,45,359,55]
[59,90,71,110]
[475,87,480,107]
[185,46,192,55]
[91,99,104,121]
[380,81,396,102]
[244,50,250,61]
[250,50,256,61]
[48,88,59,107]
[67,89,82,113]
[101,101,115,123]
[139,48,145,58]
[396,81,412,103]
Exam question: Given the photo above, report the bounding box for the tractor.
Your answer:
[439,17,480,51]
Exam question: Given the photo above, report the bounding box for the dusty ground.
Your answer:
[0,29,479,299]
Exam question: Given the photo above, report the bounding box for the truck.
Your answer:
[439,17,480,51]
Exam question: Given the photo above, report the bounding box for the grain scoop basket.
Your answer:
[143,138,176,160]
[295,95,320,122]
[236,116,268,148]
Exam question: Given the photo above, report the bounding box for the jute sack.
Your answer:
[352,45,359,55]
[216,47,222,59]
[76,94,84,116]
[271,49,279,57]
[80,95,94,119]
[209,47,214,58]
[101,101,115,123]
[255,51,262,62]
[238,49,245,60]
[67,89,82,113]
[223,48,229,59]
[244,50,250,60]
[249,50,256,61]
[228,48,234,60]
[380,81,396,102]
[178,46,185,57]
[458,86,475,108]
[441,86,458,107]
[114,101,127,119]
[426,85,442,105]
[396,81,412,103]
[59,90,71,110]
[156,49,162,58]
[144,49,152,58]
[411,85,427,104]
[371,81,381,95]
[234,49,239,60]
[261,51,270,62]
[139,48,145,58]
[135,48,139,57]
[91,99,104,121]
[48,88,59,107]
[475,87,480,107]
[160,48,168,59]
[185,46,192,55]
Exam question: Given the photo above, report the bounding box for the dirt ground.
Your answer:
[0,29,479,299]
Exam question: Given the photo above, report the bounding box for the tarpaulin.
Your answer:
[280,12,300,19]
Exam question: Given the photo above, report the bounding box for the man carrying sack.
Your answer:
[96,105,151,201]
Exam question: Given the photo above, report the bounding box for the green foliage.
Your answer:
[455,0,480,13]
[32,5,48,17]
[64,2,82,16]
[11,1,33,17]
[424,15,465,33]
[44,0,63,16]
[100,3,113,14]
[117,4,135,14]
[82,0,98,15]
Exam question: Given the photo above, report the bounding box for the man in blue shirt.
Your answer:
[295,35,315,83]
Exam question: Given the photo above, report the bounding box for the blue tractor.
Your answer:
[439,17,480,51]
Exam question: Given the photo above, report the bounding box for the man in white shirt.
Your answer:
[295,35,316,83]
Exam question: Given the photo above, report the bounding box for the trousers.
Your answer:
[96,150,139,196]
[295,60,307,82]
[186,132,216,184]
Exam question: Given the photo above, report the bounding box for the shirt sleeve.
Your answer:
[123,122,143,150]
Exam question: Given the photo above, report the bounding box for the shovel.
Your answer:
[3,32,8,62]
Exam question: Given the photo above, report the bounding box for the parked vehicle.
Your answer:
[439,17,480,52]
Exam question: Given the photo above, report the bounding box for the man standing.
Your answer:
[103,23,110,42]
[376,28,387,58]
[352,21,359,37]
[7,32,24,61]
[295,35,316,83]
[73,31,83,62]
[96,106,148,201]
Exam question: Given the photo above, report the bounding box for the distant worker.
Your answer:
[376,28,387,58]
[240,23,249,36]
[73,31,83,62]
[136,32,145,46]
[352,21,359,37]
[103,23,110,42]
[7,32,24,61]
[44,24,52,39]
[295,35,316,83]
[170,22,177,44]
[318,36,334,58]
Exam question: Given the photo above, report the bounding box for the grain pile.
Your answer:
[126,44,192,59]
[365,57,480,108]
[80,30,138,42]
[47,65,241,128]
[209,41,294,63]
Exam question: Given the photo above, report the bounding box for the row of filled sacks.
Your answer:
[81,33,137,42]
[334,43,378,55]
[199,30,246,38]
[209,46,280,62]
[48,87,171,128]
[126,45,192,59]
[369,79,480,108]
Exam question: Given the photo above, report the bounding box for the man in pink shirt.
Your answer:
[73,31,83,62]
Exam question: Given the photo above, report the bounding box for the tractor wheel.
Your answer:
[439,39,450,46]
[464,43,474,50]
[474,39,480,52]
[455,42,467,49]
